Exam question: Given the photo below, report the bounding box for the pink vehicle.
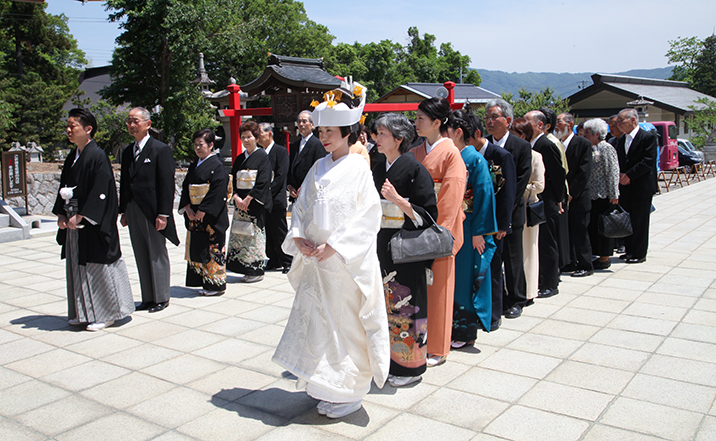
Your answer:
[649,121,679,171]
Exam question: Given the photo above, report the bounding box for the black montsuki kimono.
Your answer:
[179,154,230,292]
[52,140,134,323]
[373,152,438,377]
[227,148,272,276]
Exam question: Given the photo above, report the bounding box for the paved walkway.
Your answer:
[2,178,716,441]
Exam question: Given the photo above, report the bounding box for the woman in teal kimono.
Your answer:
[447,111,498,347]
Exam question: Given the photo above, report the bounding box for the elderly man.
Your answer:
[556,112,593,277]
[468,113,516,330]
[615,108,658,263]
[287,110,326,201]
[484,99,531,319]
[525,110,566,298]
[608,115,623,147]
[119,107,179,313]
[258,122,292,273]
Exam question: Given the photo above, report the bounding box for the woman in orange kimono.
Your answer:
[410,98,467,366]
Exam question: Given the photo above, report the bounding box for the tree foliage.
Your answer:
[686,97,716,147]
[102,0,335,159]
[500,87,570,118]
[325,27,480,102]
[0,0,86,157]
[691,35,716,98]
[667,35,716,97]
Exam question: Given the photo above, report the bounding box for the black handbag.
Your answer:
[526,190,546,227]
[599,204,633,238]
[389,213,454,264]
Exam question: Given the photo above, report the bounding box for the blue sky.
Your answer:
[48,0,716,74]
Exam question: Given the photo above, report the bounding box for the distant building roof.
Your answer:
[63,65,112,111]
[375,82,500,105]
[241,54,342,97]
[568,73,715,116]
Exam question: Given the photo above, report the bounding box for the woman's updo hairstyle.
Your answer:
[447,110,475,144]
[418,97,451,133]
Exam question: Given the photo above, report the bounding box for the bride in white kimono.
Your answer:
[273,79,390,419]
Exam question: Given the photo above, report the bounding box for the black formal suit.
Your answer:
[487,133,531,312]
[287,134,326,197]
[119,136,179,306]
[480,141,516,324]
[533,134,566,291]
[616,127,658,260]
[565,134,593,271]
[264,142,292,269]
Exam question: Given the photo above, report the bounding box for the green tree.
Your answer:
[666,36,702,83]
[691,35,716,98]
[686,97,716,147]
[0,0,86,157]
[502,87,570,118]
[103,0,334,158]
[89,100,133,161]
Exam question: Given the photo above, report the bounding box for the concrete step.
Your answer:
[0,226,25,243]
[0,213,8,228]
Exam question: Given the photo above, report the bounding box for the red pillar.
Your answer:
[227,84,242,159]
[444,81,456,107]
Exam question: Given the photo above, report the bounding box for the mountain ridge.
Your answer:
[475,67,675,98]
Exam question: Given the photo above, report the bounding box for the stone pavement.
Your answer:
[2,179,716,441]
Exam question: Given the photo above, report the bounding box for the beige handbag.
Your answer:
[189,183,210,205]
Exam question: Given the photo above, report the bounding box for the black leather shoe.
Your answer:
[560,263,578,273]
[503,305,522,319]
[592,259,612,270]
[149,301,169,313]
[135,301,154,311]
[525,299,535,307]
[625,257,646,264]
[490,318,501,331]
[572,269,594,277]
[619,253,632,260]
[282,267,290,274]
[537,287,559,298]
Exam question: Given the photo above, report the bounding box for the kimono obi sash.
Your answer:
[189,183,210,205]
[236,169,257,189]
[463,183,474,213]
[433,179,442,202]
[380,199,404,229]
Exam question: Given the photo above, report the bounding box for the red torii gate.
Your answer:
[221,81,462,160]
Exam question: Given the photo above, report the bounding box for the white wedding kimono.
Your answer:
[273,153,390,403]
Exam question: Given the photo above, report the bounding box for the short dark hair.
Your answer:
[418,97,451,133]
[374,113,415,154]
[68,108,98,138]
[193,128,216,149]
[447,110,475,144]
[466,112,485,139]
[338,125,359,145]
[239,120,261,139]
[510,117,533,141]
[539,107,557,133]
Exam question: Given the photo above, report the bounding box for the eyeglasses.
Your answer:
[484,113,504,121]
[126,118,147,126]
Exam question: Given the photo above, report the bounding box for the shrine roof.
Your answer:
[242,54,342,97]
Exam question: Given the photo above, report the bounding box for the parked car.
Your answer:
[678,139,704,161]
[677,142,702,173]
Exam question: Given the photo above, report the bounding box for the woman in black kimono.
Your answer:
[226,121,273,283]
[179,129,230,295]
[372,113,438,387]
